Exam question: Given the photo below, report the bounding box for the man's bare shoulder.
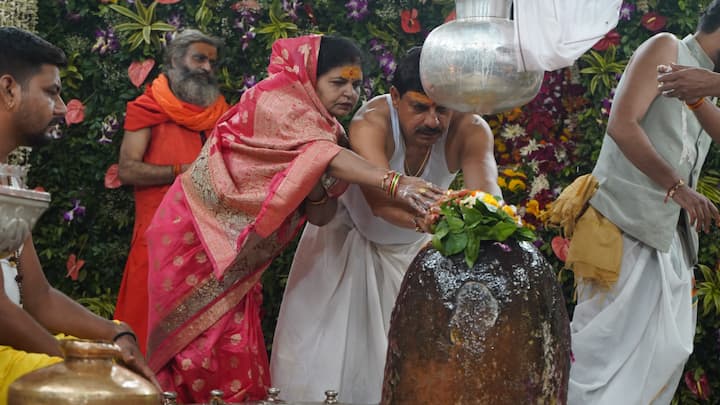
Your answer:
[449,112,491,139]
[350,95,391,131]
[633,32,678,60]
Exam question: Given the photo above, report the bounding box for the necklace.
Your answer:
[404,146,432,177]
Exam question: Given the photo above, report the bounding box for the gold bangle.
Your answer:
[664,178,685,203]
[686,98,705,111]
[389,173,402,199]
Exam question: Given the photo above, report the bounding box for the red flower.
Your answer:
[641,12,667,32]
[401,9,421,34]
[66,254,85,281]
[551,236,570,262]
[592,29,621,51]
[684,370,711,400]
[128,59,155,88]
[64,99,85,125]
[104,164,122,189]
[445,9,456,23]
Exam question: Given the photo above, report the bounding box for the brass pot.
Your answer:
[8,339,160,405]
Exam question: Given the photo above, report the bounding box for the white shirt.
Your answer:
[515,0,622,71]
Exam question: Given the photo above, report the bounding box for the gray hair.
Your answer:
[164,29,223,70]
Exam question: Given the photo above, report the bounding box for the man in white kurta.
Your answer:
[567,3,720,403]
[270,47,500,404]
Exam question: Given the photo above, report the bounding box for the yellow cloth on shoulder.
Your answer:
[543,174,623,288]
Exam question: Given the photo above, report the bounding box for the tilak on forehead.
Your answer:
[405,90,436,106]
[339,66,362,81]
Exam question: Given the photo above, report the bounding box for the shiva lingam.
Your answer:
[0,163,50,256]
[381,191,571,404]
[419,0,544,114]
[8,339,160,404]
[162,387,350,405]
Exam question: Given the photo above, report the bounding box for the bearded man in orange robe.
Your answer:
[114,29,229,354]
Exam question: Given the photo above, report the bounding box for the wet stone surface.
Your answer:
[381,240,571,405]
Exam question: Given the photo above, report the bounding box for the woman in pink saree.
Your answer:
[144,35,442,403]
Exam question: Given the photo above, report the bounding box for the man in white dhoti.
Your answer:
[269,47,500,404]
[566,2,720,403]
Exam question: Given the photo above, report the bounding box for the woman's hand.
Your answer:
[395,175,444,215]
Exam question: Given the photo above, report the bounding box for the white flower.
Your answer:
[520,139,541,157]
[500,124,526,140]
[527,160,540,175]
[530,174,550,198]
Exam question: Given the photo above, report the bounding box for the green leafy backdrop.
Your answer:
[22,0,720,401]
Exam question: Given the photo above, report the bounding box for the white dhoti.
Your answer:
[270,204,429,404]
[568,229,696,404]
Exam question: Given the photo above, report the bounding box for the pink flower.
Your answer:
[551,236,570,262]
[128,59,155,88]
[684,370,711,400]
[64,99,85,125]
[104,164,122,189]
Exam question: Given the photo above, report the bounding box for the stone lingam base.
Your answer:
[382,240,571,405]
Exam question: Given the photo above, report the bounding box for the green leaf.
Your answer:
[464,231,481,267]
[142,25,152,44]
[114,22,146,32]
[108,5,144,24]
[444,231,468,256]
[446,215,465,233]
[433,220,450,240]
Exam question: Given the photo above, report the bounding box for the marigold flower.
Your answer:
[508,179,527,192]
[526,199,541,218]
[497,177,507,189]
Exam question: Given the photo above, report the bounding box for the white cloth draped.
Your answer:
[515,0,623,71]
[269,204,429,404]
[568,230,696,404]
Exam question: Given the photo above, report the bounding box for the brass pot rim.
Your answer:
[60,339,121,358]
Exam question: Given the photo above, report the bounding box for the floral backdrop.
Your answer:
[14,0,719,401]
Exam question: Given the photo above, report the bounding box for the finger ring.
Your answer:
[418,187,427,194]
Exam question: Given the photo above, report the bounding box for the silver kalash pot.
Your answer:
[0,163,50,256]
[419,0,544,114]
[162,387,362,405]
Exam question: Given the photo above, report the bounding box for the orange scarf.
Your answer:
[151,74,229,132]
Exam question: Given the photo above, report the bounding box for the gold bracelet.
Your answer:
[664,178,685,203]
[389,173,402,199]
[686,98,705,111]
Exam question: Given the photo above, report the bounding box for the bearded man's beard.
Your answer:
[167,65,220,107]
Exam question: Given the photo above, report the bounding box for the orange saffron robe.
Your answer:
[114,77,228,354]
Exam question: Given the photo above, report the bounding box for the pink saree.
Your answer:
[145,35,348,403]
